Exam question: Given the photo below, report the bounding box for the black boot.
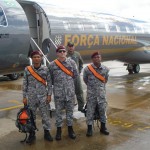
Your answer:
[100,122,109,135]
[26,131,36,144]
[68,126,76,139]
[55,127,62,141]
[86,125,93,137]
[44,130,53,141]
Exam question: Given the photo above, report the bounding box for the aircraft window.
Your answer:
[134,26,143,33]
[105,24,110,32]
[126,25,135,33]
[0,7,7,26]
[78,23,84,31]
[126,27,130,33]
[69,22,82,31]
[83,22,95,30]
[116,25,120,32]
[119,26,127,32]
[63,21,71,30]
[116,22,135,33]
[108,24,117,32]
[70,24,77,30]
[97,23,106,32]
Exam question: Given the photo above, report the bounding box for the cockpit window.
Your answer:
[0,7,7,26]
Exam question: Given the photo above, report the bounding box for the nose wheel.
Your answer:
[7,73,20,80]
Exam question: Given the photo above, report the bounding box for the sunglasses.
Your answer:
[68,45,73,47]
[58,50,66,53]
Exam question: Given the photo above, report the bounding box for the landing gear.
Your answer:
[133,64,140,73]
[127,64,140,74]
[6,73,20,80]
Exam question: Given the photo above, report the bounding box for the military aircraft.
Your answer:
[0,0,150,80]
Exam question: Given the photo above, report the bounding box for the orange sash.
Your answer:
[27,66,46,85]
[54,59,73,77]
[87,64,106,83]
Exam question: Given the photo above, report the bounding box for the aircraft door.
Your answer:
[19,2,43,50]
[19,1,56,61]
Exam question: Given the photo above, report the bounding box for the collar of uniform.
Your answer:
[92,63,102,69]
[58,58,67,63]
[32,64,41,70]
[68,51,74,56]
[64,58,68,63]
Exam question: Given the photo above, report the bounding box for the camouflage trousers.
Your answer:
[74,76,85,110]
[54,96,74,127]
[86,97,107,125]
[28,95,51,130]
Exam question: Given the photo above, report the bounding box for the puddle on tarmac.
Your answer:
[0,84,22,90]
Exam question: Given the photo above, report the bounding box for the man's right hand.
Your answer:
[23,98,27,105]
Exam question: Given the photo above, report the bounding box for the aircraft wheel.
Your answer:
[133,64,140,73]
[7,73,20,80]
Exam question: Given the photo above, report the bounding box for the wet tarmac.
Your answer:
[0,61,150,150]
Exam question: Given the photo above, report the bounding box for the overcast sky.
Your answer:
[32,0,150,21]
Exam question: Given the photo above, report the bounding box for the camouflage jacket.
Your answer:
[22,65,52,98]
[83,63,109,100]
[49,58,78,100]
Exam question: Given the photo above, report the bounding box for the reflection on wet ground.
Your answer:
[0,76,22,90]
[0,62,150,149]
[0,84,22,90]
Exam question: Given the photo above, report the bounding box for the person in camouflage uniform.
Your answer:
[49,45,78,140]
[22,51,53,144]
[67,41,85,112]
[83,52,110,137]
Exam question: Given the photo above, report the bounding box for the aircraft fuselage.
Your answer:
[0,0,30,74]
[0,0,150,76]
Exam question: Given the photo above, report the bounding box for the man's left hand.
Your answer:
[46,95,51,103]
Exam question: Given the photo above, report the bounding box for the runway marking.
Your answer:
[121,122,134,128]
[109,120,134,128]
[108,120,122,125]
[108,118,134,128]
[137,126,150,131]
[108,118,150,131]
[8,100,22,104]
[0,104,23,112]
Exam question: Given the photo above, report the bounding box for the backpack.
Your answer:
[15,105,37,142]
[83,103,100,128]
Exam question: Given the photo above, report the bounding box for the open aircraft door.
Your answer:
[18,0,51,57]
